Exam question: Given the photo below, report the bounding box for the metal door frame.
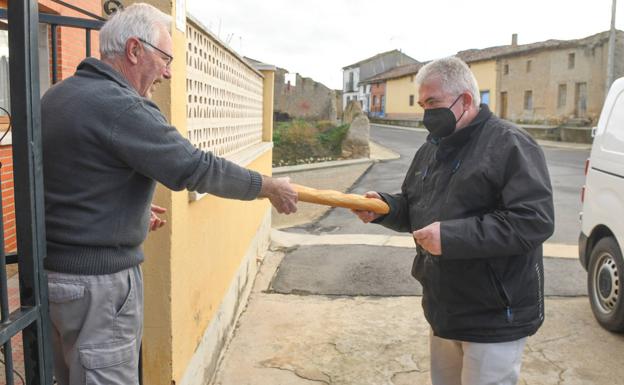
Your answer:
[0,1,54,383]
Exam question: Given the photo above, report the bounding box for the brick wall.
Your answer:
[39,0,101,81]
[0,0,102,253]
[0,144,15,252]
[369,82,386,114]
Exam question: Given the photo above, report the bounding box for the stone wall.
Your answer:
[335,90,343,120]
[497,33,624,124]
[274,67,338,122]
[342,101,370,158]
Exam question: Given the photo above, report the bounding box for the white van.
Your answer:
[579,77,624,331]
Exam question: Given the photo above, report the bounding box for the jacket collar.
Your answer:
[76,57,137,94]
[433,104,493,160]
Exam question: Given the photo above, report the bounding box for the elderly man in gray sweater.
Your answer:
[41,3,297,384]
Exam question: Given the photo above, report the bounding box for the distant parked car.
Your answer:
[579,77,624,332]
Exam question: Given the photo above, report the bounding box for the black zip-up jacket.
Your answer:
[376,105,554,342]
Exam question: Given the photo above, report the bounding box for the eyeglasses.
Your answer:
[138,38,173,67]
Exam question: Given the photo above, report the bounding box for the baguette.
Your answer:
[292,183,389,214]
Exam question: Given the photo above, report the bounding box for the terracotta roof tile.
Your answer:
[361,62,424,84]
[343,49,417,69]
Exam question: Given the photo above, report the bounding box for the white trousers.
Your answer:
[430,333,527,385]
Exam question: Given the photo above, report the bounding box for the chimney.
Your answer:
[512,33,518,47]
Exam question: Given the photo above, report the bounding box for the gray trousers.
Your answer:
[47,266,143,385]
[430,333,527,385]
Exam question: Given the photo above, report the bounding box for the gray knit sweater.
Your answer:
[41,58,262,275]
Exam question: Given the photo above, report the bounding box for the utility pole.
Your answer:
[607,0,617,93]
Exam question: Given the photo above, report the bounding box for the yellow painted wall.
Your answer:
[169,152,271,382]
[469,60,497,113]
[261,70,275,142]
[385,75,424,119]
[138,0,179,383]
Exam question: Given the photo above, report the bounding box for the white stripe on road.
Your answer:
[271,229,578,259]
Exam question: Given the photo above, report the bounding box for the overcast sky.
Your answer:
[187,0,624,90]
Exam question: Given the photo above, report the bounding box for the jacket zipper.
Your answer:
[443,158,463,205]
[487,263,513,323]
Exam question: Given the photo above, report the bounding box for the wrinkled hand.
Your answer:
[260,176,298,214]
[149,204,167,231]
[413,222,441,255]
[351,191,383,223]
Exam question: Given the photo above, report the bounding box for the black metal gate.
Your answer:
[0,1,105,383]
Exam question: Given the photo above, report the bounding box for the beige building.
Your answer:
[458,31,624,123]
[362,63,424,120]
[363,59,496,121]
[466,59,498,114]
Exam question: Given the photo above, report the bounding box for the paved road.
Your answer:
[276,124,591,297]
[294,124,590,246]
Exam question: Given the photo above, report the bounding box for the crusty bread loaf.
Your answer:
[292,183,389,214]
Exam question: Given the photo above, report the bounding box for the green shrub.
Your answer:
[272,120,350,167]
[317,124,349,154]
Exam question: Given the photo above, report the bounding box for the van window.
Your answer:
[603,91,624,154]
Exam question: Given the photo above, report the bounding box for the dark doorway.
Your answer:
[575,82,588,118]
[500,91,508,119]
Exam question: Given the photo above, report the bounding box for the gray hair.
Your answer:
[99,3,172,58]
[415,56,481,107]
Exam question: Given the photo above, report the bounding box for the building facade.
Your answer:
[497,32,624,123]
[342,49,417,113]
[459,31,624,124]
[467,60,497,114]
[362,62,423,120]
[342,65,361,110]
[369,82,386,116]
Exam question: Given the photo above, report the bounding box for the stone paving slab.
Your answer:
[270,245,587,297]
[270,245,421,296]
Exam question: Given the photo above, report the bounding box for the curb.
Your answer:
[271,229,578,259]
[273,157,375,175]
[371,123,427,133]
[371,123,593,150]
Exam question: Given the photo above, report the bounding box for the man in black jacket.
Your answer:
[353,57,554,385]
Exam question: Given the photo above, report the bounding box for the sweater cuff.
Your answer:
[246,170,263,200]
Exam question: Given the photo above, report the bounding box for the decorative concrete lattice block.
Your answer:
[186,23,264,157]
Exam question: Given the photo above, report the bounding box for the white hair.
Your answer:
[415,56,481,107]
[99,3,171,58]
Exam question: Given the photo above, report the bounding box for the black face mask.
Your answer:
[423,94,466,139]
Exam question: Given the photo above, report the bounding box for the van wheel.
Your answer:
[588,237,624,332]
